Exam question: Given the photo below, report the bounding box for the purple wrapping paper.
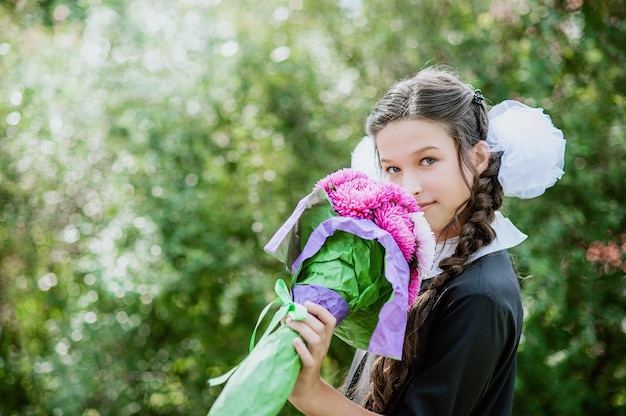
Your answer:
[292,285,350,323]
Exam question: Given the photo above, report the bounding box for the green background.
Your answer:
[1,0,625,415]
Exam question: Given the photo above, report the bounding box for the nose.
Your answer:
[401,173,422,196]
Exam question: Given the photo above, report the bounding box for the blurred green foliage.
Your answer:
[1,0,625,415]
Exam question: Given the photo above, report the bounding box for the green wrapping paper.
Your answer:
[209,325,301,415]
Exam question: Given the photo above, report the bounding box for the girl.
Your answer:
[286,66,565,415]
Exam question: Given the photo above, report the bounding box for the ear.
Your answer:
[473,140,490,174]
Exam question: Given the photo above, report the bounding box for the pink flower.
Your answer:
[373,204,416,261]
[329,179,382,220]
[407,268,421,306]
[315,168,369,193]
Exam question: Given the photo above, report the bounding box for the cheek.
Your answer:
[384,174,401,186]
[445,163,472,193]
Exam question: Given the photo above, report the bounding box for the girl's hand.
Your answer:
[287,301,337,405]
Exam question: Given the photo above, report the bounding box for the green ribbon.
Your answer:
[208,279,307,387]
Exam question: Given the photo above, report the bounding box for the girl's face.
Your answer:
[376,119,488,242]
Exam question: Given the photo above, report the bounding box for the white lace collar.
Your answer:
[424,211,527,280]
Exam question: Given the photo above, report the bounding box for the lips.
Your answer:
[418,202,434,212]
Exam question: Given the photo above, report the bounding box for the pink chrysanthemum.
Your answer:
[328,179,382,220]
[375,182,419,213]
[373,204,416,262]
[315,168,369,193]
[314,168,436,307]
[407,268,421,306]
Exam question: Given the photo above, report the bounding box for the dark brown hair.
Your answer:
[361,66,503,413]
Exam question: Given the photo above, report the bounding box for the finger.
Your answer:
[303,311,326,333]
[304,301,337,328]
[293,337,315,368]
[287,318,322,346]
[289,305,327,334]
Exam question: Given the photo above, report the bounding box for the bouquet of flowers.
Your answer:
[208,168,435,416]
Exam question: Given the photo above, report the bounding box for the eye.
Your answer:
[384,166,401,174]
[420,157,436,166]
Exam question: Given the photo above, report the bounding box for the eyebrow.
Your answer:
[379,145,440,163]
